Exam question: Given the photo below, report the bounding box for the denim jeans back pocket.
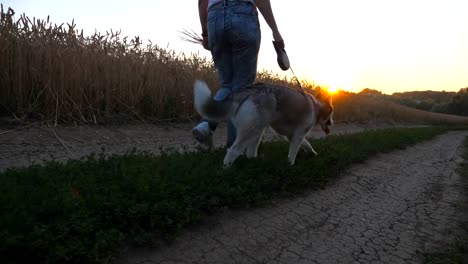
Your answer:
[207,10,217,22]
[232,3,258,17]
[230,12,260,54]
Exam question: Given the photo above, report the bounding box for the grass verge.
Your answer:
[420,136,468,264]
[0,126,455,263]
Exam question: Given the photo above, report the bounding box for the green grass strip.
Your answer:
[0,126,455,263]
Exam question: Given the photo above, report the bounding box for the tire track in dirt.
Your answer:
[119,131,468,264]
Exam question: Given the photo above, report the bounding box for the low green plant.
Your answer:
[420,240,468,264]
[0,127,455,263]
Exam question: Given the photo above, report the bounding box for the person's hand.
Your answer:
[272,39,290,71]
[202,34,210,50]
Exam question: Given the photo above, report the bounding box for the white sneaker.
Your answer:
[192,122,213,150]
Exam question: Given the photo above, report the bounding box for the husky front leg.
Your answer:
[301,139,318,156]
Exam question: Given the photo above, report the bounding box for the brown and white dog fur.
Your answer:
[193,80,333,167]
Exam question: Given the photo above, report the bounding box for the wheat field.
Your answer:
[1,6,468,126]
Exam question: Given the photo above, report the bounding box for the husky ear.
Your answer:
[316,91,322,100]
[316,89,332,103]
[315,87,323,100]
[328,94,333,106]
[319,94,334,113]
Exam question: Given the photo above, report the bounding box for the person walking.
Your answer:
[192,0,286,149]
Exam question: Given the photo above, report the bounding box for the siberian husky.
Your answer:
[193,80,333,167]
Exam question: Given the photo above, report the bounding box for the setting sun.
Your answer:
[326,85,340,94]
[304,60,356,94]
[318,71,352,94]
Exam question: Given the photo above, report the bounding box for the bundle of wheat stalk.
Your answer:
[179,29,203,45]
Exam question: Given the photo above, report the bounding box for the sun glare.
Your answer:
[322,79,345,94]
[327,85,340,94]
[313,66,354,94]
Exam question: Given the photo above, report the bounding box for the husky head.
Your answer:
[315,90,334,135]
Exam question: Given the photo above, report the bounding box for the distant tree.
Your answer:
[449,88,468,116]
[416,100,432,111]
[390,90,458,113]
[431,103,450,114]
[359,88,382,96]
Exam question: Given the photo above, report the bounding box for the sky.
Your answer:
[2,0,468,94]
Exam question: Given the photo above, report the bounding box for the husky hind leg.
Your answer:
[223,124,252,168]
[223,124,263,167]
[223,101,264,167]
[245,128,265,158]
[223,144,243,168]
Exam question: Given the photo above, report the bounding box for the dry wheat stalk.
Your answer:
[178,29,203,45]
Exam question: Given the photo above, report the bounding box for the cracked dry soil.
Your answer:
[119,131,468,264]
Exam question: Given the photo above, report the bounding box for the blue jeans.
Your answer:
[205,1,261,148]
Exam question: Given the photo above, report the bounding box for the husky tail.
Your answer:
[193,80,232,121]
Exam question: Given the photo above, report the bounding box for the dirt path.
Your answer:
[118,131,468,264]
[1,124,466,263]
[0,122,403,171]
